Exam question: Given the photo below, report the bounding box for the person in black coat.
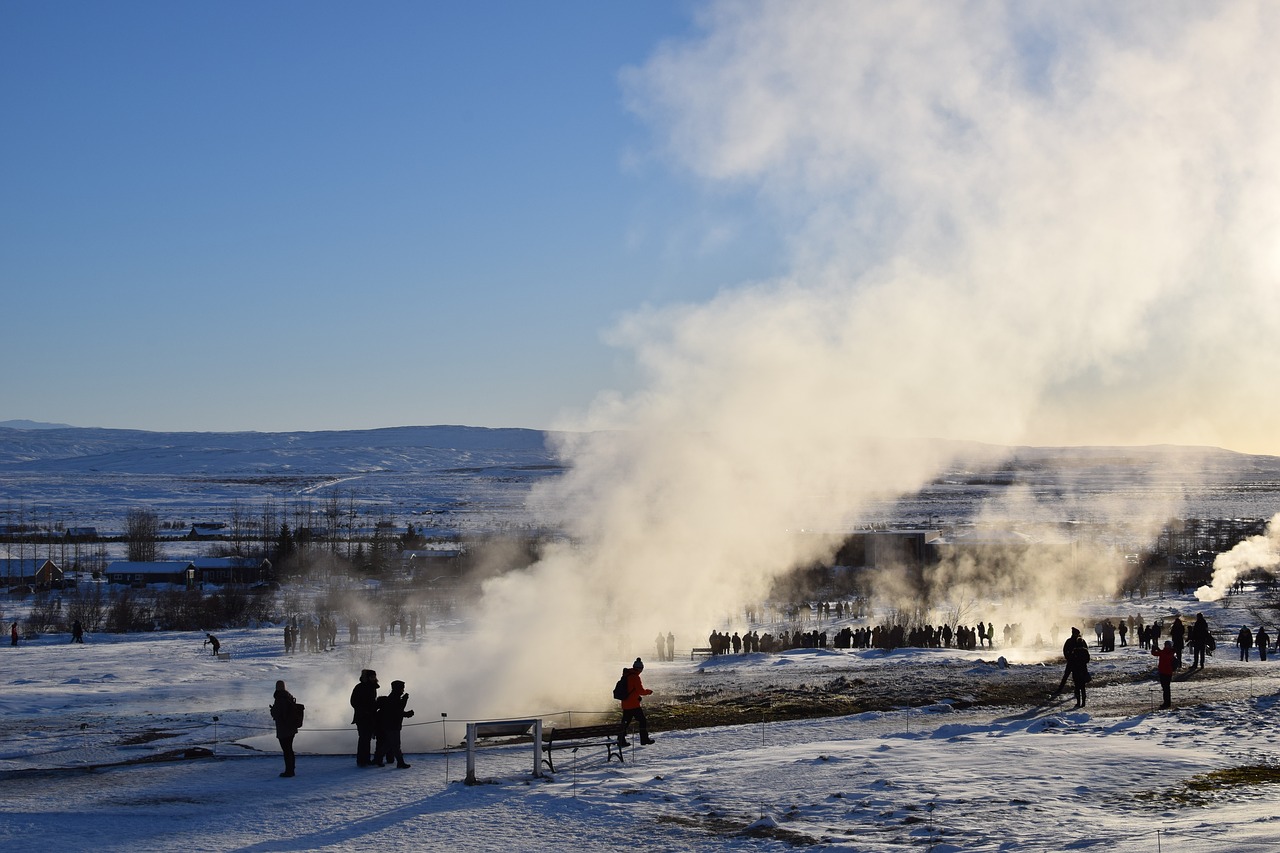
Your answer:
[1237,626,1254,662]
[1188,613,1212,669]
[1170,616,1186,668]
[270,679,300,777]
[1053,628,1088,697]
[373,679,415,768]
[350,669,379,767]
[1068,640,1091,708]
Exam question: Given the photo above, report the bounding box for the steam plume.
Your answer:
[363,3,1280,728]
[1197,512,1280,602]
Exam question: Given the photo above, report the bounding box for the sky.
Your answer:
[4,2,1280,457]
[1,1,778,433]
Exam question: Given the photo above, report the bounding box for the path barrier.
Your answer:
[463,719,543,784]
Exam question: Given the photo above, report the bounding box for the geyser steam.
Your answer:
[380,3,1280,727]
[1197,512,1280,602]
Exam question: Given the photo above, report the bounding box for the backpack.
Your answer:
[293,702,305,728]
[612,669,629,701]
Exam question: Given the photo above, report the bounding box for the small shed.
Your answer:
[105,561,198,586]
[2,558,63,588]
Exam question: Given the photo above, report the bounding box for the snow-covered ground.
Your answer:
[5,587,1280,851]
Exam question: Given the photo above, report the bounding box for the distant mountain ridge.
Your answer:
[0,424,560,475]
[2,424,1277,480]
[0,425,567,531]
[0,419,75,430]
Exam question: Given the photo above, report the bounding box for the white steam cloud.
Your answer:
[1197,512,1280,602]
[326,3,1280,731]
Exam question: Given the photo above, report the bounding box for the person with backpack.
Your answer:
[616,657,655,749]
[270,679,302,777]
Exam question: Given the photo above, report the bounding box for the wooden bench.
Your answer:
[691,646,713,660]
[540,724,624,773]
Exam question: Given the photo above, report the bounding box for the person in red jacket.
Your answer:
[1152,640,1176,709]
[617,657,655,748]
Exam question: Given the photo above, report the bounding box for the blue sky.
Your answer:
[1,1,782,432]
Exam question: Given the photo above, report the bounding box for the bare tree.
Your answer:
[125,509,161,562]
[259,500,277,561]
[325,493,342,555]
[228,501,248,559]
[66,583,106,631]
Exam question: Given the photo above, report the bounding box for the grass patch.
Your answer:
[1136,764,1280,807]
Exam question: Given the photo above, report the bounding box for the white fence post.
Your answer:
[465,723,478,784]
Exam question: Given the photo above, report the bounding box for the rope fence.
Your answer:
[0,707,622,773]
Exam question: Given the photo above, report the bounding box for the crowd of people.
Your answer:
[703,621,1007,653]
[268,667,417,778]
[270,661,656,778]
[281,610,428,654]
[259,602,1275,778]
[281,616,337,653]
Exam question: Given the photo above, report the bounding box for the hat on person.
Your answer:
[361,669,376,680]
[392,680,405,689]
[633,657,644,670]
[1165,640,1173,648]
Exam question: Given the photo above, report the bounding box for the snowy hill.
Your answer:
[0,424,558,473]
[0,425,565,532]
[3,425,1280,533]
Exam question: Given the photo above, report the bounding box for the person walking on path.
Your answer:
[350,669,379,766]
[373,679,415,768]
[1189,613,1212,669]
[1258,626,1270,662]
[1237,626,1254,662]
[617,657,655,748]
[270,679,301,777]
[1152,640,1176,709]
[11,622,18,646]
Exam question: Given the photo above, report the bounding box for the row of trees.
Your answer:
[10,578,475,639]
[20,584,278,635]
[4,492,450,576]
